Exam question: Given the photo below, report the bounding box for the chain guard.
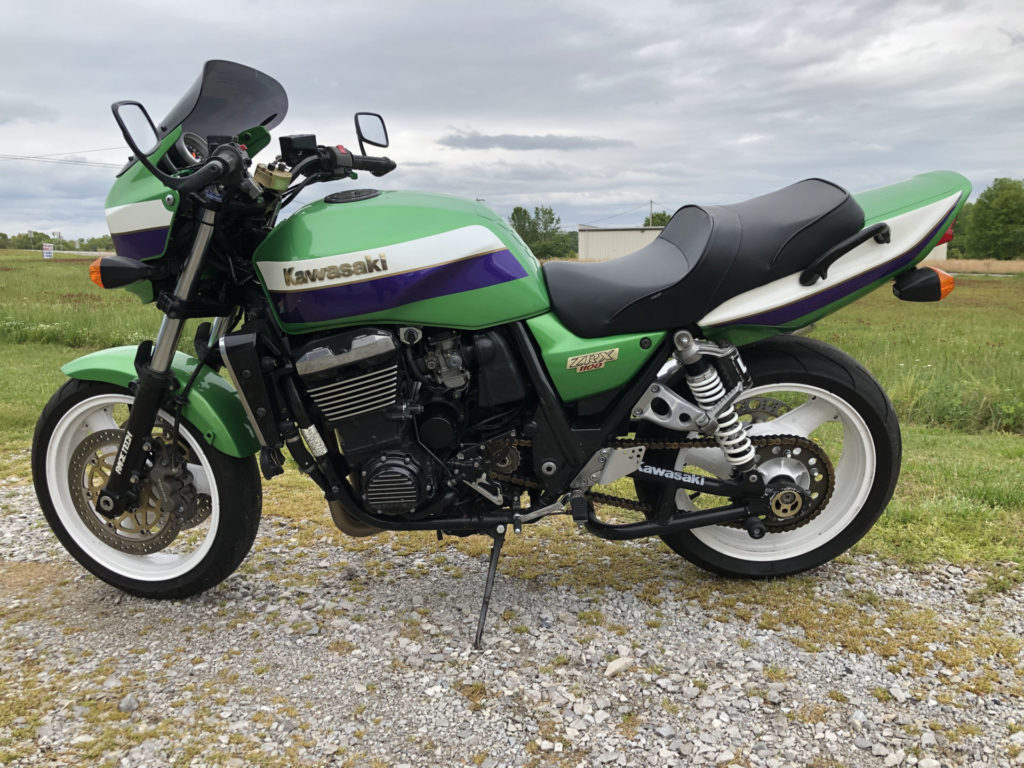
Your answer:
[495,434,835,528]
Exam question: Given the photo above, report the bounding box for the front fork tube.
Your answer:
[96,208,218,517]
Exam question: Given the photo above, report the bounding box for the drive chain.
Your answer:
[495,435,835,528]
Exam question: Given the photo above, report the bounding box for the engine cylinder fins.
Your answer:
[305,365,399,423]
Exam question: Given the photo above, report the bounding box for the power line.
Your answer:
[581,202,651,226]
[0,153,122,169]
[0,146,126,161]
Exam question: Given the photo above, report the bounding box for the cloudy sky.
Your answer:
[1,0,1022,239]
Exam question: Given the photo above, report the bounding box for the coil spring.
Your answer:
[687,366,756,469]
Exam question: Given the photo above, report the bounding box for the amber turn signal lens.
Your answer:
[89,258,105,288]
[927,266,955,299]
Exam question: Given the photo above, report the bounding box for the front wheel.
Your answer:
[31,379,262,598]
[636,335,901,578]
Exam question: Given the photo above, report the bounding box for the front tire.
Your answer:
[636,335,900,578]
[31,380,262,598]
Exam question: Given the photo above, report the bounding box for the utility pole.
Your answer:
[649,200,653,225]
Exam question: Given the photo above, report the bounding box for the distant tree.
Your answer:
[969,178,1024,260]
[83,234,114,252]
[643,211,671,227]
[10,230,52,250]
[0,232,8,249]
[509,205,577,259]
[947,202,972,258]
[509,206,538,245]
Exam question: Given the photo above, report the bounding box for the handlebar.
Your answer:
[352,154,397,177]
[321,145,396,178]
[178,144,247,194]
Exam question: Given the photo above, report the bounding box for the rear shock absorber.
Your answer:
[675,331,756,472]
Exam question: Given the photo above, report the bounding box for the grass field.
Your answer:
[1,248,1022,570]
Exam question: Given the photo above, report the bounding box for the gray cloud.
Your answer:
[438,130,631,151]
[0,0,1021,238]
[1002,27,1024,46]
[0,99,59,125]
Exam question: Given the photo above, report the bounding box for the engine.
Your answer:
[293,326,528,517]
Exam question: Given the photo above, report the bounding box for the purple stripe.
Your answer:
[721,200,960,327]
[112,228,169,261]
[272,248,528,324]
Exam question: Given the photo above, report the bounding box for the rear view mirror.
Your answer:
[112,101,160,158]
[355,112,388,154]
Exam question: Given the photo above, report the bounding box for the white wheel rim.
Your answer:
[45,393,220,581]
[675,383,875,562]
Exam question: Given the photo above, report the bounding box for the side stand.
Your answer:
[473,525,506,651]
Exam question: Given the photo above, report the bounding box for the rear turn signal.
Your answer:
[892,266,955,302]
[88,255,155,290]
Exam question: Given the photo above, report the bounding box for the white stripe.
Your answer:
[256,224,506,293]
[698,193,960,327]
[105,200,173,235]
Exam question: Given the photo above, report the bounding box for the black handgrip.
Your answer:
[177,145,246,193]
[799,223,891,286]
[352,155,397,177]
[178,157,228,193]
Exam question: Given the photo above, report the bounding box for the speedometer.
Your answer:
[175,132,209,165]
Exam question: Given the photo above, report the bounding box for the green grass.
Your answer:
[1,248,1022,567]
[0,250,158,348]
[811,275,1024,433]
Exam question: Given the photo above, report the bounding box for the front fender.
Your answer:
[61,345,259,458]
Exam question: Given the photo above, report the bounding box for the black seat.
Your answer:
[543,178,865,338]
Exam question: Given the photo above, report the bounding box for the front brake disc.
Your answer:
[68,429,180,554]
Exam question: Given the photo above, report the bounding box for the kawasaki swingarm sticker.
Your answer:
[257,225,528,324]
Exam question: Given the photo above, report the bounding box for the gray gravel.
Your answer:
[2,473,1023,767]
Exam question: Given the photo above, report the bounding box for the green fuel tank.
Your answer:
[253,190,551,334]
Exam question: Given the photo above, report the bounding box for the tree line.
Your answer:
[0,231,114,252]
[947,178,1024,261]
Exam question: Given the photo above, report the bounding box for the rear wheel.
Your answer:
[31,380,261,598]
[636,335,900,577]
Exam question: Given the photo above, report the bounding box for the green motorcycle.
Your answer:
[32,61,969,645]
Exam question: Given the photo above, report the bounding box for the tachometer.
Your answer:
[175,132,209,165]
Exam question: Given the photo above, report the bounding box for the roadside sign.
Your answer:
[43,243,54,260]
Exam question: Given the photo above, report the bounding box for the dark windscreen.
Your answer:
[158,60,288,139]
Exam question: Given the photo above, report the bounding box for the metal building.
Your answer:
[578,225,663,262]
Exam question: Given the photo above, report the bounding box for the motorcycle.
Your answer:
[32,60,969,647]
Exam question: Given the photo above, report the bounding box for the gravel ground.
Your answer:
[2,472,1023,768]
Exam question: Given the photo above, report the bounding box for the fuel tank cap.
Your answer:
[324,189,381,204]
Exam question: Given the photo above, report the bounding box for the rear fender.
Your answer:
[61,345,259,458]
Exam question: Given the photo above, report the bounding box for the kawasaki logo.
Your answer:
[637,464,706,486]
[567,348,619,373]
[283,254,389,287]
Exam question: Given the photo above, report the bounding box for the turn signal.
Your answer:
[931,266,955,299]
[89,258,105,288]
[892,266,955,302]
[88,255,155,290]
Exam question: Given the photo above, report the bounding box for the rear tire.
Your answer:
[636,335,900,578]
[31,379,262,598]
